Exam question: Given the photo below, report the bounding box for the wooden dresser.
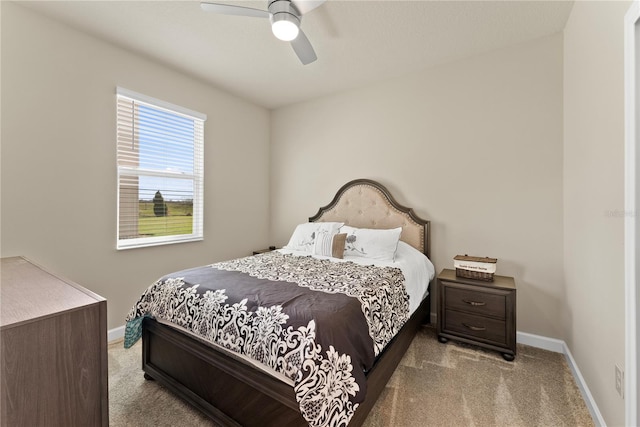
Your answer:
[1,256,108,426]
[437,268,516,361]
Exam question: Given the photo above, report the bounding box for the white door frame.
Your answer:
[624,2,639,426]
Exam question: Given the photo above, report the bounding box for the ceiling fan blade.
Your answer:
[200,2,270,18]
[290,29,317,65]
[291,0,326,15]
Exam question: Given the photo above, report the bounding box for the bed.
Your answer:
[125,178,434,427]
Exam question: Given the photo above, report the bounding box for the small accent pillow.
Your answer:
[341,225,402,261]
[284,222,344,253]
[312,232,347,259]
[332,233,347,259]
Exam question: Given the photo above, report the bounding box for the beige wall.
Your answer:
[0,2,270,330]
[271,34,565,339]
[563,1,630,425]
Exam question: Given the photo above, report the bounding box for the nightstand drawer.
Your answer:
[443,310,507,345]
[444,285,506,319]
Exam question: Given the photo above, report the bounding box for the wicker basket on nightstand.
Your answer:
[453,255,498,281]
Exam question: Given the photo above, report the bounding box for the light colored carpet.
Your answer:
[108,326,593,426]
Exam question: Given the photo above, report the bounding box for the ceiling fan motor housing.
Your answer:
[269,0,301,27]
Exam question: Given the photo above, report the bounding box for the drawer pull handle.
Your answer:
[463,323,486,331]
[463,299,486,307]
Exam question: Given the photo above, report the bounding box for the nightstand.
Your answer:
[252,246,277,255]
[437,268,516,361]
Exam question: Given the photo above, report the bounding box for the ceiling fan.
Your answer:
[200,0,326,65]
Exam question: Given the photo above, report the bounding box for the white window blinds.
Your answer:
[116,88,206,249]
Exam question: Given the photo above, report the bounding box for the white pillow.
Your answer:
[341,225,402,261]
[284,222,344,253]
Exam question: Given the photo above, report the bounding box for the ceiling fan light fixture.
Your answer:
[201,0,322,64]
[271,14,299,41]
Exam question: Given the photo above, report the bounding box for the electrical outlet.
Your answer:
[615,365,624,398]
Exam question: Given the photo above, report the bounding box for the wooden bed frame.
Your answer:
[141,178,432,426]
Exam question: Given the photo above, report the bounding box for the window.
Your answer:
[116,88,206,249]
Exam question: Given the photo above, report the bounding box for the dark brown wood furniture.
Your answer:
[1,256,108,426]
[437,268,516,361]
[141,178,432,426]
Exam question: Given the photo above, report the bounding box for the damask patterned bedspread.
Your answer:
[125,251,409,427]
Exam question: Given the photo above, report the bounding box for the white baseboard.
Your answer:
[517,330,605,427]
[562,344,606,427]
[517,331,565,353]
[108,325,125,342]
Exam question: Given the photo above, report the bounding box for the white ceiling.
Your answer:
[16,0,574,109]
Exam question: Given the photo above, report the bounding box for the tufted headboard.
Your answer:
[309,179,431,258]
